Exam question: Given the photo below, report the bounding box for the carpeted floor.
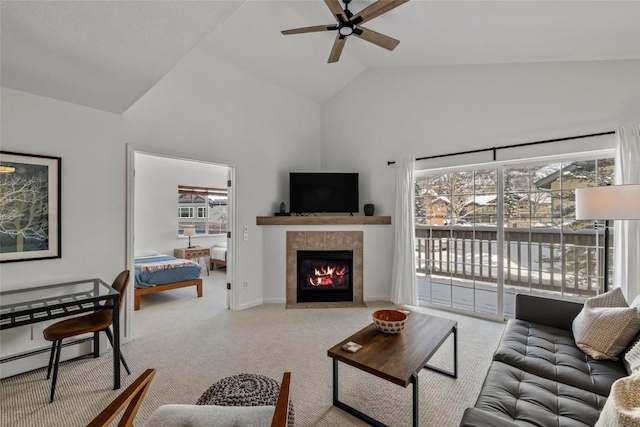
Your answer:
[0,271,505,426]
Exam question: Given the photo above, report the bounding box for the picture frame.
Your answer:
[0,151,61,263]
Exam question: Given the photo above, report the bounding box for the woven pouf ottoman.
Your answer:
[197,373,294,426]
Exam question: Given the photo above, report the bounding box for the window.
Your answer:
[415,154,614,318]
[179,207,194,218]
[178,185,228,236]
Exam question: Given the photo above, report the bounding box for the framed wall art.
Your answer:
[0,151,61,262]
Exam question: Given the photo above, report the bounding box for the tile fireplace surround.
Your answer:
[286,231,365,309]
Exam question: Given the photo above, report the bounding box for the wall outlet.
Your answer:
[243,281,248,289]
[243,233,248,241]
[244,225,249,233]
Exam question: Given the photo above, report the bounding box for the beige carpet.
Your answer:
[0,271,505,426]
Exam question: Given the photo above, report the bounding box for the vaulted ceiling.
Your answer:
[2,1,639,114]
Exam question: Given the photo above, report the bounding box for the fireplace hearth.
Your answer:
[297,250,353,303]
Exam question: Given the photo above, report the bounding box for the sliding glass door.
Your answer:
[415,169,500,316]
[415,155,614,318]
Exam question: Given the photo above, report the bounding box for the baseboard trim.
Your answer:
[364,296,391,302]
[238,299,263,310]
[0,338,95,379]
[0,337,93,364]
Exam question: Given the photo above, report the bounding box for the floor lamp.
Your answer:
[575,184,640,293]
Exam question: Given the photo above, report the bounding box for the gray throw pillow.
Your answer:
[572,288,640,360]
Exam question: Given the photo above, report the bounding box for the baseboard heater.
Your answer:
[0,337,93,364]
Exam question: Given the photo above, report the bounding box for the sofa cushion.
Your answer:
[572,288,640,360]
[494,319,628,396]
[473,361,607,427]
[459,407,521,427]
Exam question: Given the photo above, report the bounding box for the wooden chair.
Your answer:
[138,372,292,427]
[87,368,155,427]
[43,270,132,403]
[271,372,291,427]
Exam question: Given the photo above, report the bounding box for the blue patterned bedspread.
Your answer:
[134,255,202,289]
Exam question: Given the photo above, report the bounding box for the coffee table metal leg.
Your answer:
[412,372,419,427]
[332,359,389,427]
[333,359,339,404]
[454,326,458,378]
[424,326,458,378]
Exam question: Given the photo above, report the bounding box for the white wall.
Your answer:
[134,153,227,255]
[123,48,322,309]
[321,59,640,299]
[0,88,125,377]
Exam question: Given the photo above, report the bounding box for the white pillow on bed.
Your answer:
[214,242,227,249]
[135,249,161,258]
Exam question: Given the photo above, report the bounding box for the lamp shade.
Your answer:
[575,185,640,220]
[183,227,196,237]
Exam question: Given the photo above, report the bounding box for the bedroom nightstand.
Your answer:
[174,246,210,276]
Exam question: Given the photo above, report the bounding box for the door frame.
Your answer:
[124,143,239,342]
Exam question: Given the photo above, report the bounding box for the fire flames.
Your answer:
[307,265,347,287]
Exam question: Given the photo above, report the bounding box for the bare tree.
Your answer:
[0,171,49,252]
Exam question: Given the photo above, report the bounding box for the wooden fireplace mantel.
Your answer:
[256,216,391,226]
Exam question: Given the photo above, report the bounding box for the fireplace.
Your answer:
[286,230,364,307]
[297,250,353,303]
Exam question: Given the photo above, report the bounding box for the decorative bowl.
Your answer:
[372,309,408,334]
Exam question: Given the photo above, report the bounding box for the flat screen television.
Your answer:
[290,173,359,214]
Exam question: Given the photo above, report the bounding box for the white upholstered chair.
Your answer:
[87,370,291,427]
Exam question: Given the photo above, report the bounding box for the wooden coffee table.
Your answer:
[327,311,457,427]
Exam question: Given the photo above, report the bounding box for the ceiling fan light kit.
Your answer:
[281,0,409,63]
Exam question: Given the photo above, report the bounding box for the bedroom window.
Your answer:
[178,185,228,236]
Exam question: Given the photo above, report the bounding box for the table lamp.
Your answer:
[575,184,640,292]
[184,227,196,248]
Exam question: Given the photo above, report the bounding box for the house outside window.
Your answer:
[178,185,228,236]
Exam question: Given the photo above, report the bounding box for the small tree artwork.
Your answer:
[0,151,61,262]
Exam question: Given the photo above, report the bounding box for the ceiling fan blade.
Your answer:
[351,0,409,25]
[324,0,347,22]
[328,35,346,63]
[282,24,337,35]
[353,27,399,51]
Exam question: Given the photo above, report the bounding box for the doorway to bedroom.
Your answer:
[131,151,233,337]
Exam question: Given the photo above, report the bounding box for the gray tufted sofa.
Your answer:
[460,293,634,427]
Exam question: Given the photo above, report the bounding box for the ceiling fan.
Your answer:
[281,0,409,63]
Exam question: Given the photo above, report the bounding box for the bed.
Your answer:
[210,242,227,270]
[134,250,203,310]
